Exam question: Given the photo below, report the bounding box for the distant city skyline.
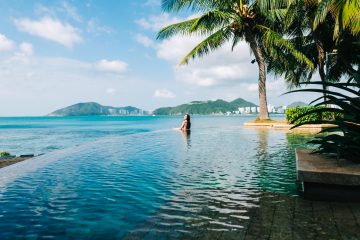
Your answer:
[0,0,317,116]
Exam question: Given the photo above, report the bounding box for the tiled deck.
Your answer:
[242,193,360,240]
[125,192,360,240]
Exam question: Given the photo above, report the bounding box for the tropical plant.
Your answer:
[313,0,360,39]
[286,106,341,125]
[287,70,360,162]
[265,0,359,91]
[286,106,322,124]
[157,0,313,120]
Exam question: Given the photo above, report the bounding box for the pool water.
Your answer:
[0,116,313,239]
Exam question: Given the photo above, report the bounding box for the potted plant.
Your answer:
[287,70,360,200]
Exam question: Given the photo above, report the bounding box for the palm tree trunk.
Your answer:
[246,32,269,120]
[316,39,327,103]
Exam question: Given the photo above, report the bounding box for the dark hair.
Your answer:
[185,114,191,130]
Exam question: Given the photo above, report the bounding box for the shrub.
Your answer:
[286,106,340,125]
[286,106,321,124]
[0,152,10,157]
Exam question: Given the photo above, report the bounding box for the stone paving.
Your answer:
[125,192,360,240]
[242,193,360,240]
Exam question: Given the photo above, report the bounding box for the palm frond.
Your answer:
[179,27,232,65]
[189,10,234,33]
[313,0,333,31]
[260,26,315,70]
[161,0,232,12]
[313,0,360,38]
[157,18,200,40]
[341,0,360,35]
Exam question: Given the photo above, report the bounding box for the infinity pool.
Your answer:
[0,125,312,239]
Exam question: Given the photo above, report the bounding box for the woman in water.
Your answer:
[180,114,191,131]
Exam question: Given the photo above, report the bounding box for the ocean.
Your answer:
[0,115,282,155]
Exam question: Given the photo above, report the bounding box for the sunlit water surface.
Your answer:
[0,116,313,239]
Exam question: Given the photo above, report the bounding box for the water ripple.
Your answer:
[0,127,312,239]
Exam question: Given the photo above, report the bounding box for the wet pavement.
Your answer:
[125,192,360,240]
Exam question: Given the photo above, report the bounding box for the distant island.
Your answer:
[48,100,307,117]
[287,101,308,108]
[153,98,258,115]
[48,102,149,116]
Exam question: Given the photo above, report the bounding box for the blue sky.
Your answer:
[0,0,311,116]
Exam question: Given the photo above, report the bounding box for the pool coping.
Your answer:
[244,122,335,131]
[296,148,360,201]
[0,156,32,169]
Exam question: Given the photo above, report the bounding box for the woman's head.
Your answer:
[184,114,190,121]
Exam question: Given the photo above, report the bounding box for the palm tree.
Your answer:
[265,1,332,88]
[157,0,313,120]
[302,0,359,100]
[311,0,360,83]
[313,0,360,39]
[265,0,359,100]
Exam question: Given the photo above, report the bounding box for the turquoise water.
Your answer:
[0,116,172,155]
[1,115,266,155]
[0,116,312,239]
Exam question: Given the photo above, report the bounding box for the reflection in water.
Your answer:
[286,131,315,150]
[255,128,269,159]
[252,128,318,195]
[181,130,191,148]
[254,128,270,192]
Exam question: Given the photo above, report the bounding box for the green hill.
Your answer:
[48,102,146,116]
[288,101,308,108]
[153,98,257,115]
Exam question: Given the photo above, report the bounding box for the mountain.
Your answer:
[153,98,257,115]
[48,102,147,116]
[288,101,308,108]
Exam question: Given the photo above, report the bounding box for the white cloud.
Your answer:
[156,35,197,61]
[87,19,113,35]
[19,42,33,56]
[136,14,256,88]
[135,13,181,31]
[14,17,82,47]
[0,34,15,51]
[135,33,154,48]
[242,83,258,92]
[0,54,136,115]
[154,88,176,98]
[7,42,34,64]
[61,1,82,22]
[106,88,116,94]
[95,59,128,74]
[35,2,81,22]
[35,4,56,18]
[156,35,258,87]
